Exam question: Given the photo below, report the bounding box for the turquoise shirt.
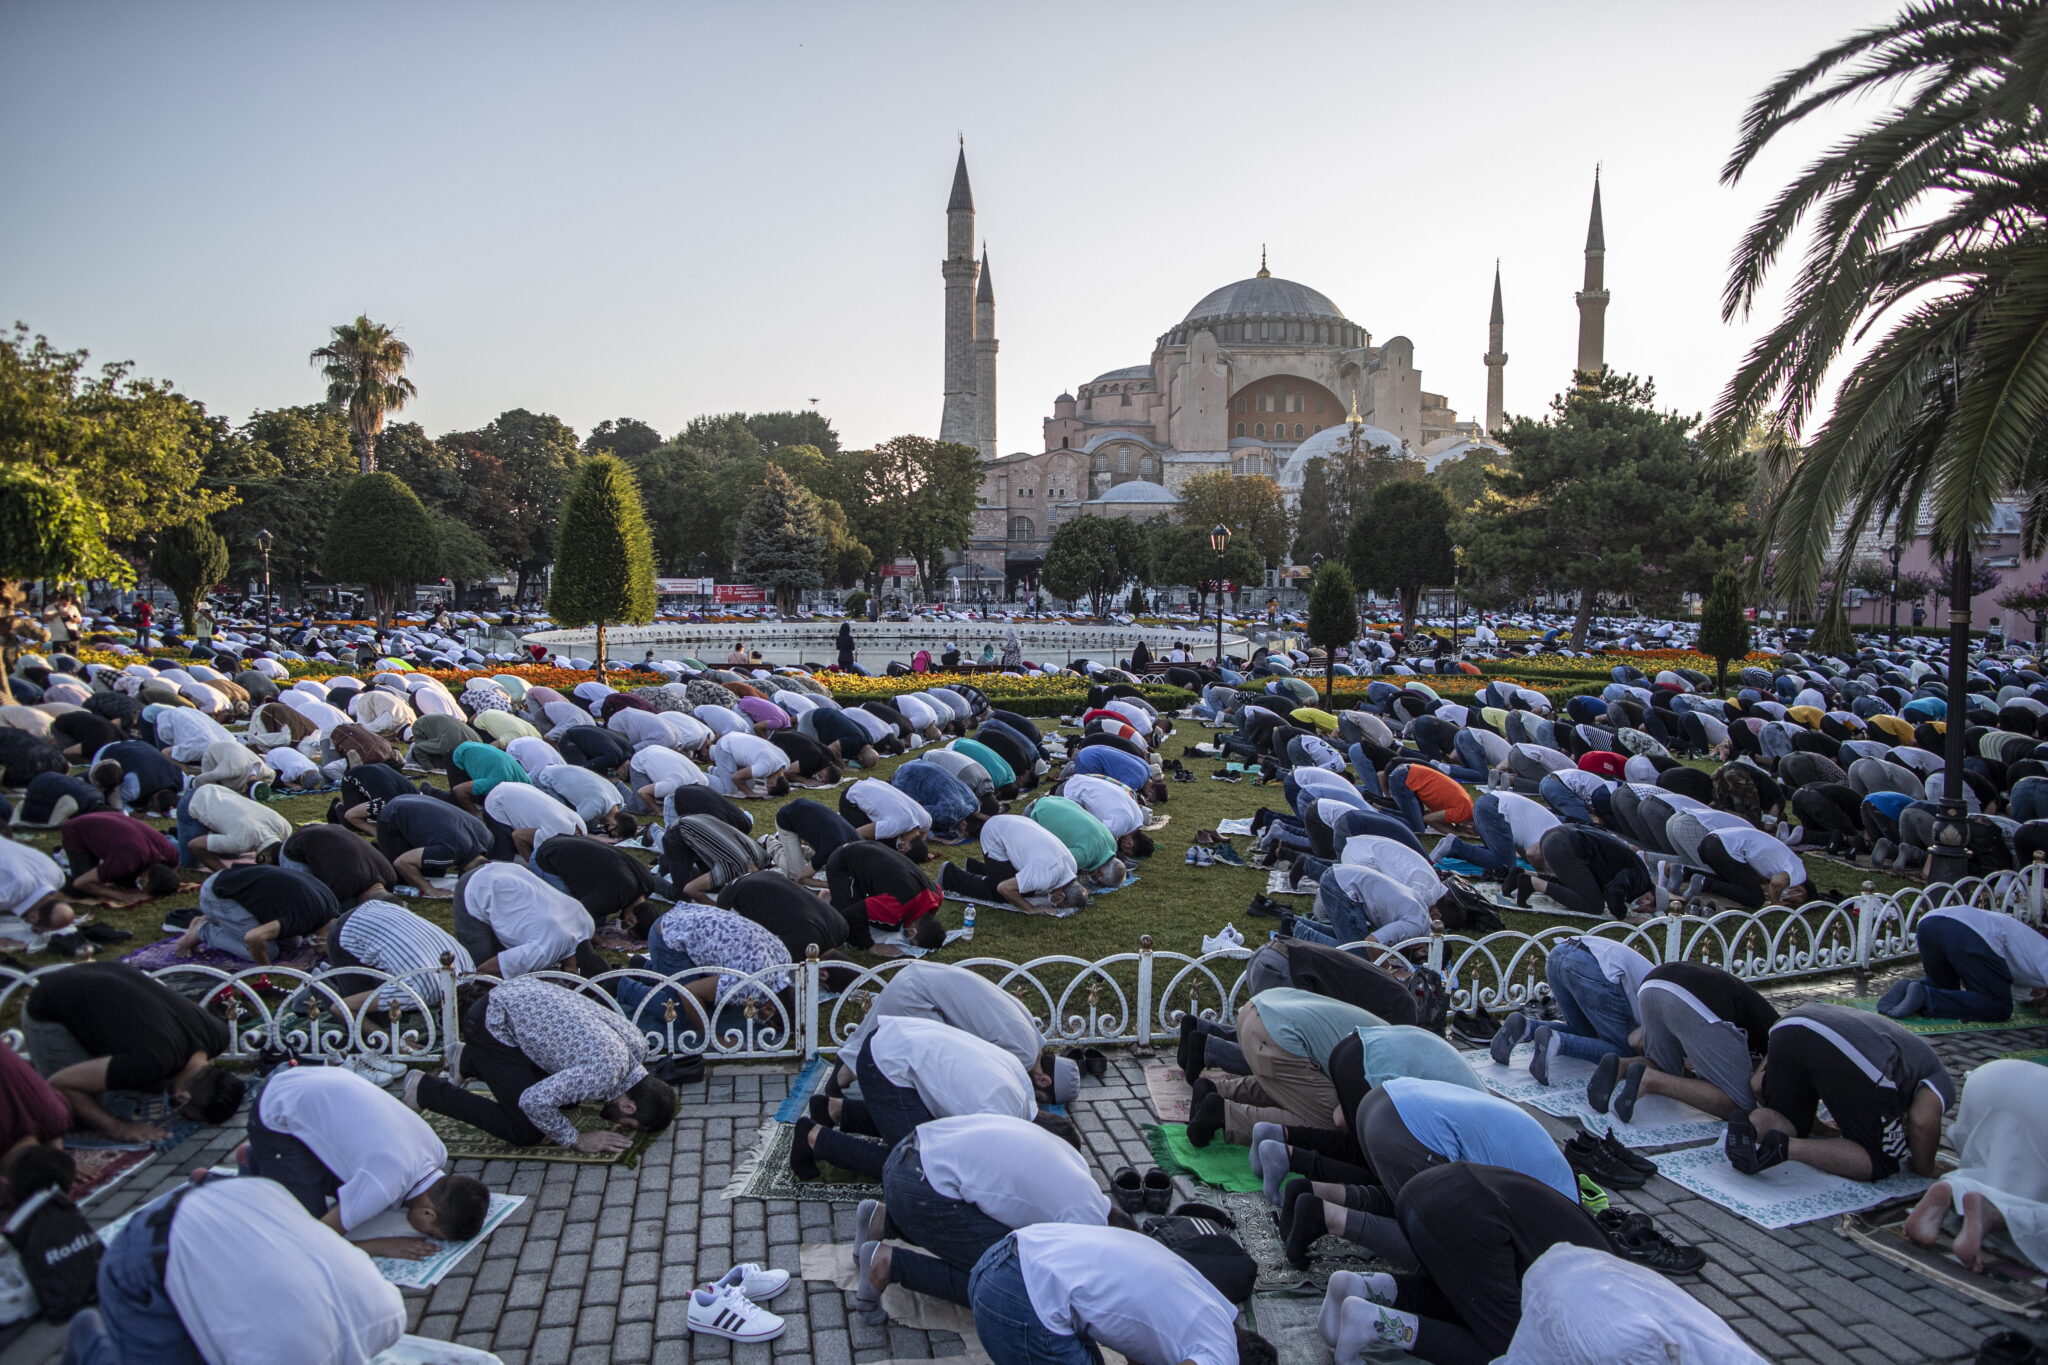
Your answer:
[1250,988,1384,1070]
[1354,1025,1484,1092]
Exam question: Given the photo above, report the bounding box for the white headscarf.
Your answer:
[1497,1244,1766,1364]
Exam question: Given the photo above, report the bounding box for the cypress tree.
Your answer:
[321,472,439,627]
[1698,566,1752,695]
[548,454,657,672]
[151,519,228,637]
[1306,560,1358,705]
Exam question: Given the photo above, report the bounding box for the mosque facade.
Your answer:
[940,149,1607,594]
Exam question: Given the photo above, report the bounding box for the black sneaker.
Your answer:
[1603,1210,1707,1274]
[1724,1113,1790,1175]
[161,905,199,934]
[1246,895,1284,920]
[1599,1130,1658,1178]
[1563,1131,1647,1189]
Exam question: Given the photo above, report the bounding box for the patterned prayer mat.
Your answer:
[70,1147,156,1205]
[725,1120,880,1203]
[775,1056,835,1123]
[1840,1206,2048,1318]
[1144,1060,1192,1124]
[119,935,323,976]
[65,1093,199,1153]
[1220,1188,1386,1295]
[1649,1141,1931,1230]
[1841,997,2048,1035]
[422,1095,653,1167]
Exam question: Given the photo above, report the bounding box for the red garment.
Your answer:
[0,1044,69,1151]
[60,812,177,885]
[1578,751,1628,779]
[864,887,943,928]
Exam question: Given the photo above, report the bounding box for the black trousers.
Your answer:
[1356,1088,1441,1198]
[1279,1123,1373,1185]
[1536,840,1607,917]
[416,995,553,1146]
[1700,837,1770,909]
[246,1104,339,1218]
[945,857,1018,903]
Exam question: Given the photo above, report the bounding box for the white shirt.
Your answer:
[1547,768,1614,801]
[846,708,894,743]
[1492,791,1560,849]
[0,840,63,919]
[1339,835,1444,907]
[536,764,624,822]
[896,694,940,732]
[1708,825,1809,886]
[1105,699,1152,732]
[630,745,705,797]
[866,1016,1035,1119]
[461,862,595,977]
[978,814,1078,894]
[484,782,587,843]
[847,778,933,839]
[1061,775,1144,838]
[505,735,564,780]
[655,710,713,752]
[1292,767,1362,804]
[917,1114,1109,1228]
[693,705,752,738]
[1924,907,2048,989]
[1321,863,1435,942]
[189,784,293,856]
[1013,1224,1237,1365]
[257,1066,447,1231]
[164,1176,405,1365]
[608,707,679,750]
[711,733,786,782]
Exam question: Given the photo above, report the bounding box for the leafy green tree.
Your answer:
[856,436,981,597]
[1460,371,1748,646]
[0,324,231,543]
[1174,473,1290,568]
[151,521,229,637]
[1432,446,1501,516]
[1291,438,1423,563]
[1306,560,1358,704]
[548,455,656,670]
[735,464,826,613]
[0,464,128,697]
[816,499,873,588]
[1041,516,1134,616]
[1348,479,1454,637]
[309,315,417,473]
[372,422,465,511]
[745,409,841,457]
[468,409,580,601]
[207,405,356,590]
[1698,567,1752,694]
[1999,573,2048,645]
[583,418,662,462]
[429,510,500,597]
[1147,521,1263,611]
[321,473,440,626]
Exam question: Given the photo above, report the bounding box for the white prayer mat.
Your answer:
[356,1193,527,1289]
[1216,817,1256,836]
[1650,1141,1932,1230]
[374,1337,506,1364]
[1141,813,1171,832]
[1264,869,1314,897]
[868,926,974,958]
[1458,1050,1728,1149]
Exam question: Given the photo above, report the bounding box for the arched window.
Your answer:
[1116,447,1131,474]
[1254,422,1265,438]
[1234,397,1246,414]
[1235,422,1246,437]
[1009,516,1035,540]
[1294,423,1305,439]
[1060,436,1070,448]
[1141,457,1157,480]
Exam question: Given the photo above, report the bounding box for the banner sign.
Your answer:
[655,578,715,595]
[878,565,919,578]
[713,584,765,603]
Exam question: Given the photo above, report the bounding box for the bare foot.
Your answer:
[1954,1191,2004,1273]
[173,918,207,957]
[1903,1182,1952,1247]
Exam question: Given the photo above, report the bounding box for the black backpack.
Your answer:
[4,1187,101,1323]
[1406,964,1450,1037]
[1434,875,1507,936]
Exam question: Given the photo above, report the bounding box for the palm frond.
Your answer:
[1936,240,2048,544]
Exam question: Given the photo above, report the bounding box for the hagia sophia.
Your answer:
[939,147,1612,595]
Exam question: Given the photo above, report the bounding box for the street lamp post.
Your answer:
[1450,549,1463,666]
[1887,541,1903,650]
[255,529,274,651]
[137,533,156,649]
[1209,523,1232,669]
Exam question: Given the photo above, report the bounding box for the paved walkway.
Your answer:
[5,1017,2039,1364]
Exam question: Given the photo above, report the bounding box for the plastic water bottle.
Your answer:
[961,904,976,941]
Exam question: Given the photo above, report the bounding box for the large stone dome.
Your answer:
[1278,421,1412,486]
[1184,276,1345,326]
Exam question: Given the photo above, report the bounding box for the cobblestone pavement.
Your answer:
[6,1009,2042,1364]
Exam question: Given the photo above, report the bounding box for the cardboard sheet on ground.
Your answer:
[1650,1141,1931,1230]
[1145,1060,1192,1124]
[1840,997,2048,1035]
[1458,1049,1727,1149]
[352,1193,526,1289]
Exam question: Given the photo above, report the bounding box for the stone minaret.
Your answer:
[972,248,999,459]
[1483,261,1506,435]
[940,146,981,450]
[1574,169,1609,378]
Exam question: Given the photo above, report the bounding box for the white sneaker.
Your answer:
[1200,924,1248,956]
[711,1262,791,1302]
[687,1283,785,1342]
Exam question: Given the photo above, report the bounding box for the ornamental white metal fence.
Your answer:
[3,863,2040,1071]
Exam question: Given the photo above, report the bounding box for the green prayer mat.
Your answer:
[424,1096,654,1167]
[1842,997,2048,1035]
[2000,1050,2048,1067]
[1144,1123,1263,1193]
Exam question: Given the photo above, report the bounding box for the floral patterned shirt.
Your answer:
[656,905,793,1006]
[483,977,648,1147]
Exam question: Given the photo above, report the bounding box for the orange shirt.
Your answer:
[1404,764,1475,824]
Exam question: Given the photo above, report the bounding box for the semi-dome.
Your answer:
[1089,365,1152,385]
[1184,276,1344,325]
[1278,421,1411,486]
[1084,480,1178,505]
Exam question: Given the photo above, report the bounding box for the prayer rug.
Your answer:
[1262,870,1314,898]
[1215,817,1255,837]
[869,925,974,957]
[1841,997,2048,1035]
[942,893,1081,920]
[1458,1049,1728,1149]
[1220,1188,1384,1296]
[1840,1206,2048,1318]
[1140,813,1171,833]
[118,935,323,976]
[371,1337,511,1364]
[422,1093,653,1167]
[2001,1049,2048,1068]
[725,1120,879,1203]
[354,1193,527,1289]
[774,1056,835,1123]
[1649,1141,1931,1230]
[1144,1061,1192,1124]
[65,1093,200,1153]
[69,1148,156,1206]
[1144,1124,1263,1193]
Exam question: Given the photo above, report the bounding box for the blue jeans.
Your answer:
[1915,914,2016,1021]
[1546,941,1637,1063]
[1444,731,1490,784]
[1385,770,1426,832]
[66,1189,206,1365]
[2013,778,2048,825]
[970,1236,1101,1365]
[1539,775,1594,825]
[616,935,695,1023]
[173,786,204,869]
[882,1141,1013,1306]
[1433,793,1514,873]
[1330,807,1425,856]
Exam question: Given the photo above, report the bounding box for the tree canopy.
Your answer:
[1042,516,1148,616]
[151,520,229,633]
[1306,560,1358,703]
[1291,440,1423,564]
[1174,472,1290,568]
[1348,478,1454,636]
[310,315,417,473]
[735,464,827,613]
[548,455,656,668]
[321,473,439,625]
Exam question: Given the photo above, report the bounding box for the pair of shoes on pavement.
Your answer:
[687,1263,792,1342]
[1110,1166,1174,1214]
[1724,1111,1790,1175]
[1563,1130,1654,1190]
[1595,1209,1706,1274]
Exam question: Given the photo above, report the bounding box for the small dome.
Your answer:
[1184,276,1344,325]
[1089,365,1152,385]
[1056,392,1075,403]
[1278,421,1411,485]
[1418,437,1501,473]
[1086,480,1178,504]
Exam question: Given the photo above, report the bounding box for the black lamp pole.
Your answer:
[1928,542,1975,885]
[1887,542,1903,650]
[1210,524,1232,669]
[255,528,274,651]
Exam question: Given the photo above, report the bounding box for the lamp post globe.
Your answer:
[1209,524,1232,669]
[254,528,274,650]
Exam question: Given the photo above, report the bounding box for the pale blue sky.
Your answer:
[2,1,1901,456]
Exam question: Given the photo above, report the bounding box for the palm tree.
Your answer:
[1708,0,2048,880]
[310,315,419,473]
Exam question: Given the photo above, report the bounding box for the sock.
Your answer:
[1285,1190,1326,1267]
[1187,1092,1225,1148]
[1336,1297,1419,1361]
[789,1118,820,1181]
[1360,1272,1397,1305]
[1258,1141,1291,1206]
